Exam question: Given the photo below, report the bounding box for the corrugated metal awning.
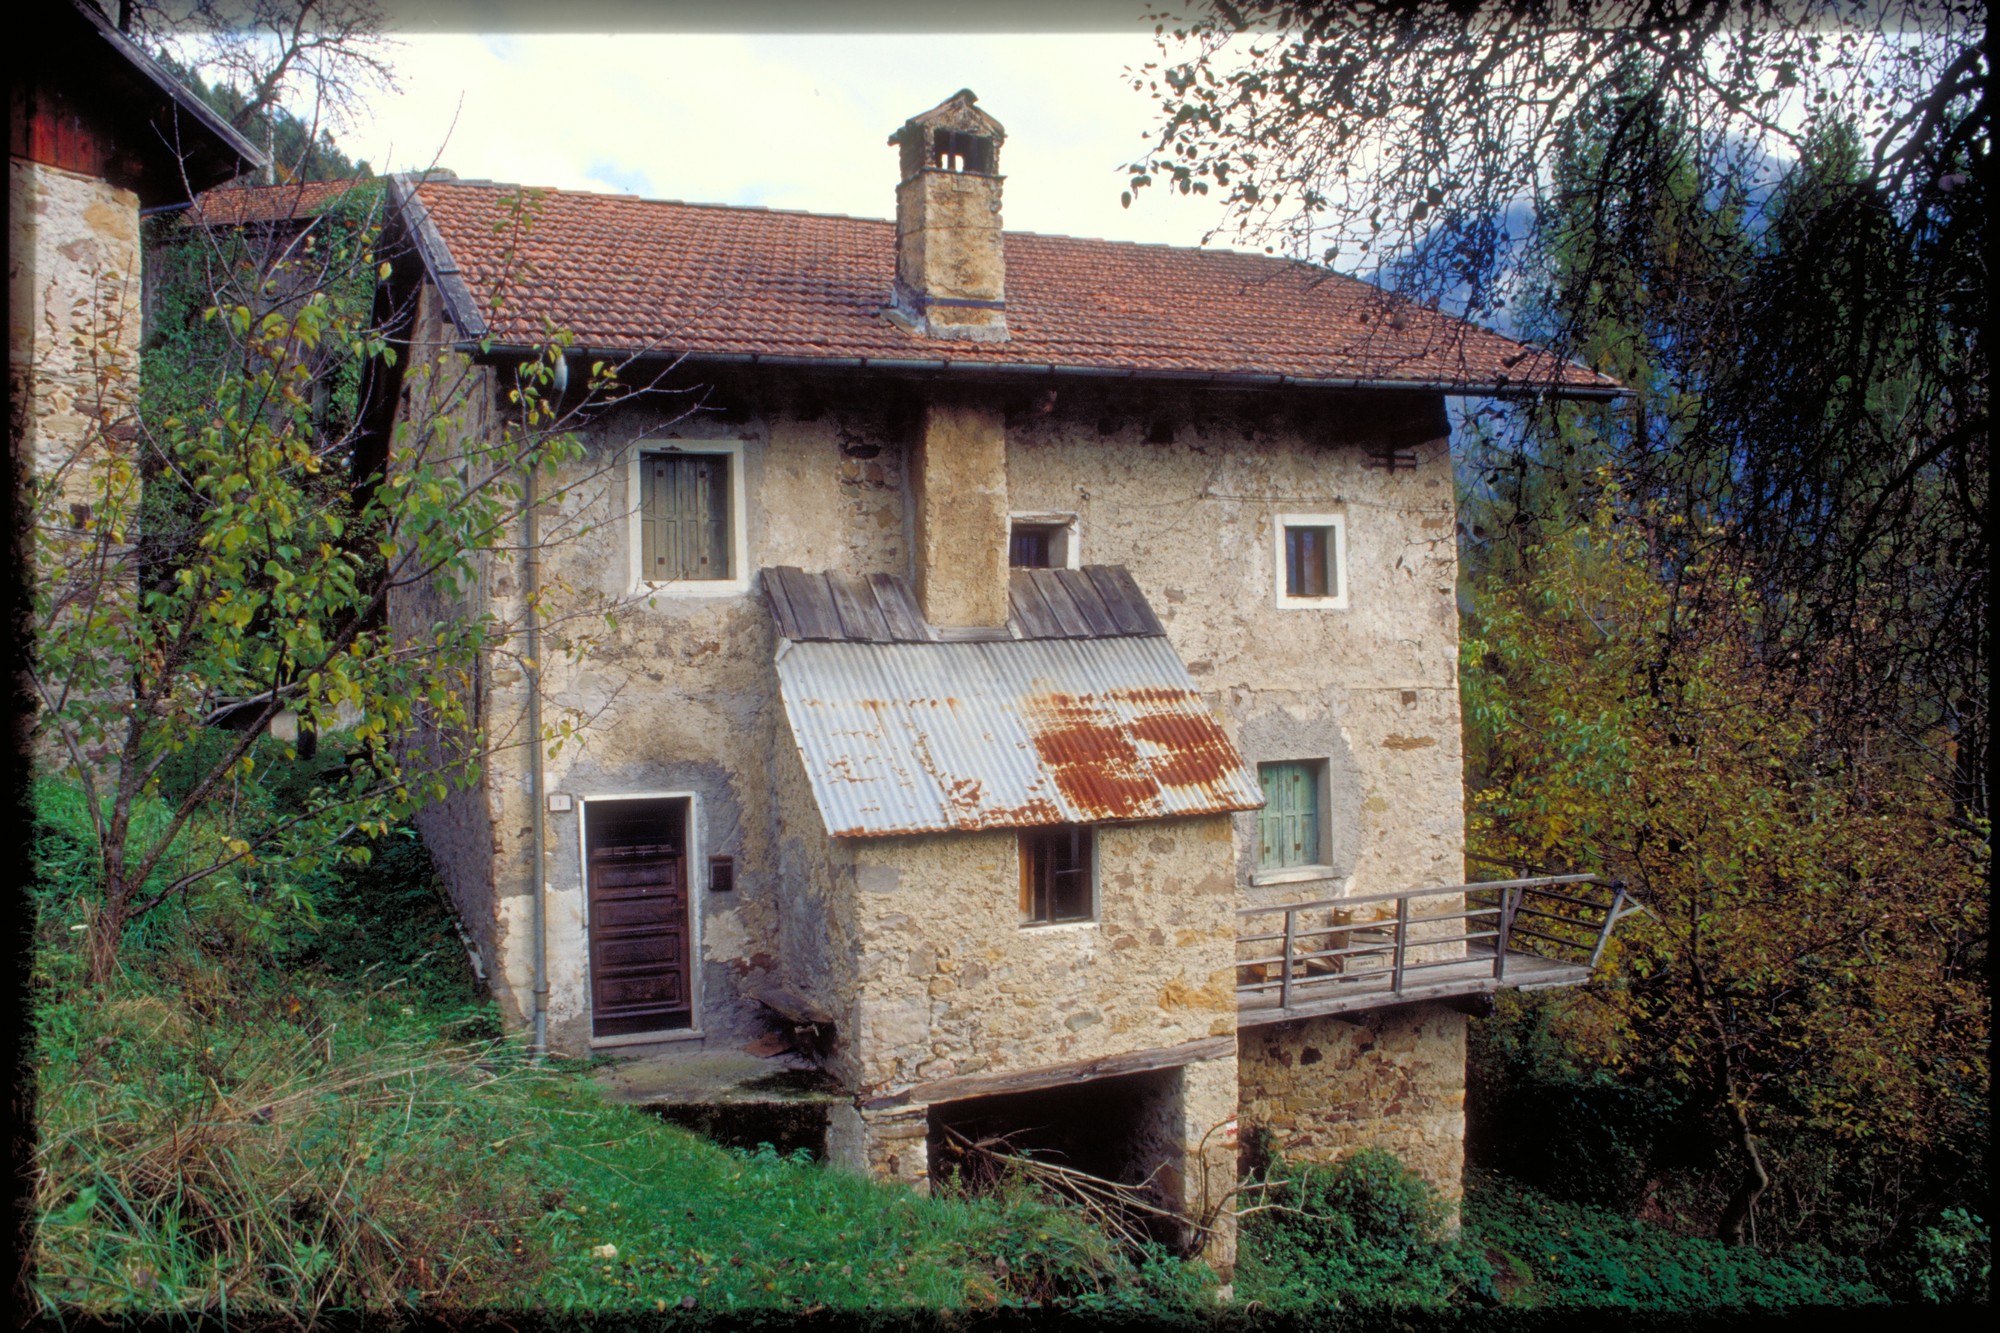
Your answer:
[775,635,1262,837]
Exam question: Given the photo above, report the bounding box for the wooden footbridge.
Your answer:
[1236,874,1643,1026]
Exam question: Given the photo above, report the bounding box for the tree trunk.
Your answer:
[1716,1093,1770,1247]
[85,882,124,986]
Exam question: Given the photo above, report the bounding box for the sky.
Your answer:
[331,26,1240,253]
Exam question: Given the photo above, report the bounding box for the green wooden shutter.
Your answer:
[1258,762,1321,869]
[642,453,731,581]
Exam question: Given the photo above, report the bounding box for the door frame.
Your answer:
[577,789,704,1047]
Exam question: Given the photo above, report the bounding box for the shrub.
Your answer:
[1466,1168,1885,1309]
[1237,1147,1494,1311]
[1891,1209,1990,1305]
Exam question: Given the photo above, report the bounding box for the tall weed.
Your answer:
[30,967,551,1318]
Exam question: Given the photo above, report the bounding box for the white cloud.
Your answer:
[340,31,1237,250]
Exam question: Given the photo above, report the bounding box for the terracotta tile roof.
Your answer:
[395,177,1621,395]
[189,178,372,226]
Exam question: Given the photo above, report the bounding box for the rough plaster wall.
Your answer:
[1238,1004,1468,1203]
[844,815,1238,1096]
[1004,391,1466,907]
[774,724,864,1086]
[471,388,908,1053]
[433,369,1472,1177]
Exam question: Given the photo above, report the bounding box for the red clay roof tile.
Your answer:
[189,178,370,226]
[399,178,1619,394]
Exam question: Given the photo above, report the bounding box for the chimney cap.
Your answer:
[888,89,1006,149]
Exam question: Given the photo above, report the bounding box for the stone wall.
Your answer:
[844,816,1238,1097]
[11,158,145,768]
[10,158,143,490]
[392,281,511,1009]
[1237,1003,1469,1204]
[412,373,1466,1103]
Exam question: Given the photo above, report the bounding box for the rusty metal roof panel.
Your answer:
[775,635,1262,837]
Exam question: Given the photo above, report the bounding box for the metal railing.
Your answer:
[1235,874,1638,1012]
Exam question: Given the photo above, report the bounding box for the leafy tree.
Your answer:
[1133,0,1987,812]
[31,190,618,985]
[168,63,375,183]
[1133,7,1988,1252]
[105,0,391,184]
[1462,495,1988,1246]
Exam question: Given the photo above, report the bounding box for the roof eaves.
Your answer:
[444,339,1629,398]
[68,0,265,178]
[390,173,488,341]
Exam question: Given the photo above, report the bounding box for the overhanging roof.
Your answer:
[50,0,265,199]
[389,174,1625,398]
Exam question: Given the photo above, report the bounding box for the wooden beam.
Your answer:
[861,1034,1235,1110]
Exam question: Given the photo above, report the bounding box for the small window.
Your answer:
[633,442,749,594]
[1258,761,1325,871]
[641,452,731,581]
[1274,513,1347,609]
[1009,514,1077,569]
[1020,825,1095,926]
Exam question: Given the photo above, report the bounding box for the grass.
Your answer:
[25,776,1215,1324]
[27,768,1920,1322]
[517,1089,1214,1320]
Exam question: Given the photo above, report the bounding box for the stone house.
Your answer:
[374,91,1629,1264]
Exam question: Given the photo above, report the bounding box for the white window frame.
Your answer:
[1019,823,1100,930]
[1008,511,1081,570]
[576,789,706,1047]
[1273,512,1348,611]
[628,439,751,596]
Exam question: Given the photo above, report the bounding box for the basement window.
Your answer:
[1274,513,1347,610]
[1020,825,1095,926]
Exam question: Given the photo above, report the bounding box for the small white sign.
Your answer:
[547,792,573,813]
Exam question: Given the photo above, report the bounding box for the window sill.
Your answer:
[636,579,751,599]
[1019,919,1099,933]
[1250,865,1343,888]
[1273,596,1350,612]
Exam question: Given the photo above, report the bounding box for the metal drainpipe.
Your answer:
[524,420,550,1062]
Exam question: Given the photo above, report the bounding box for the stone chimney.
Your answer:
[887,90,1008,342]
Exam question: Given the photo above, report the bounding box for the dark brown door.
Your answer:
[588,842,692,1037]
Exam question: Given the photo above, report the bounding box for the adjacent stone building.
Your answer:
[374,90,1627,1268]
[11,0,261,763]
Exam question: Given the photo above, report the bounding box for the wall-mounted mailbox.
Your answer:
[708,855,735,893]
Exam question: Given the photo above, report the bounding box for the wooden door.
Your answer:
[587,842,692,1037]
